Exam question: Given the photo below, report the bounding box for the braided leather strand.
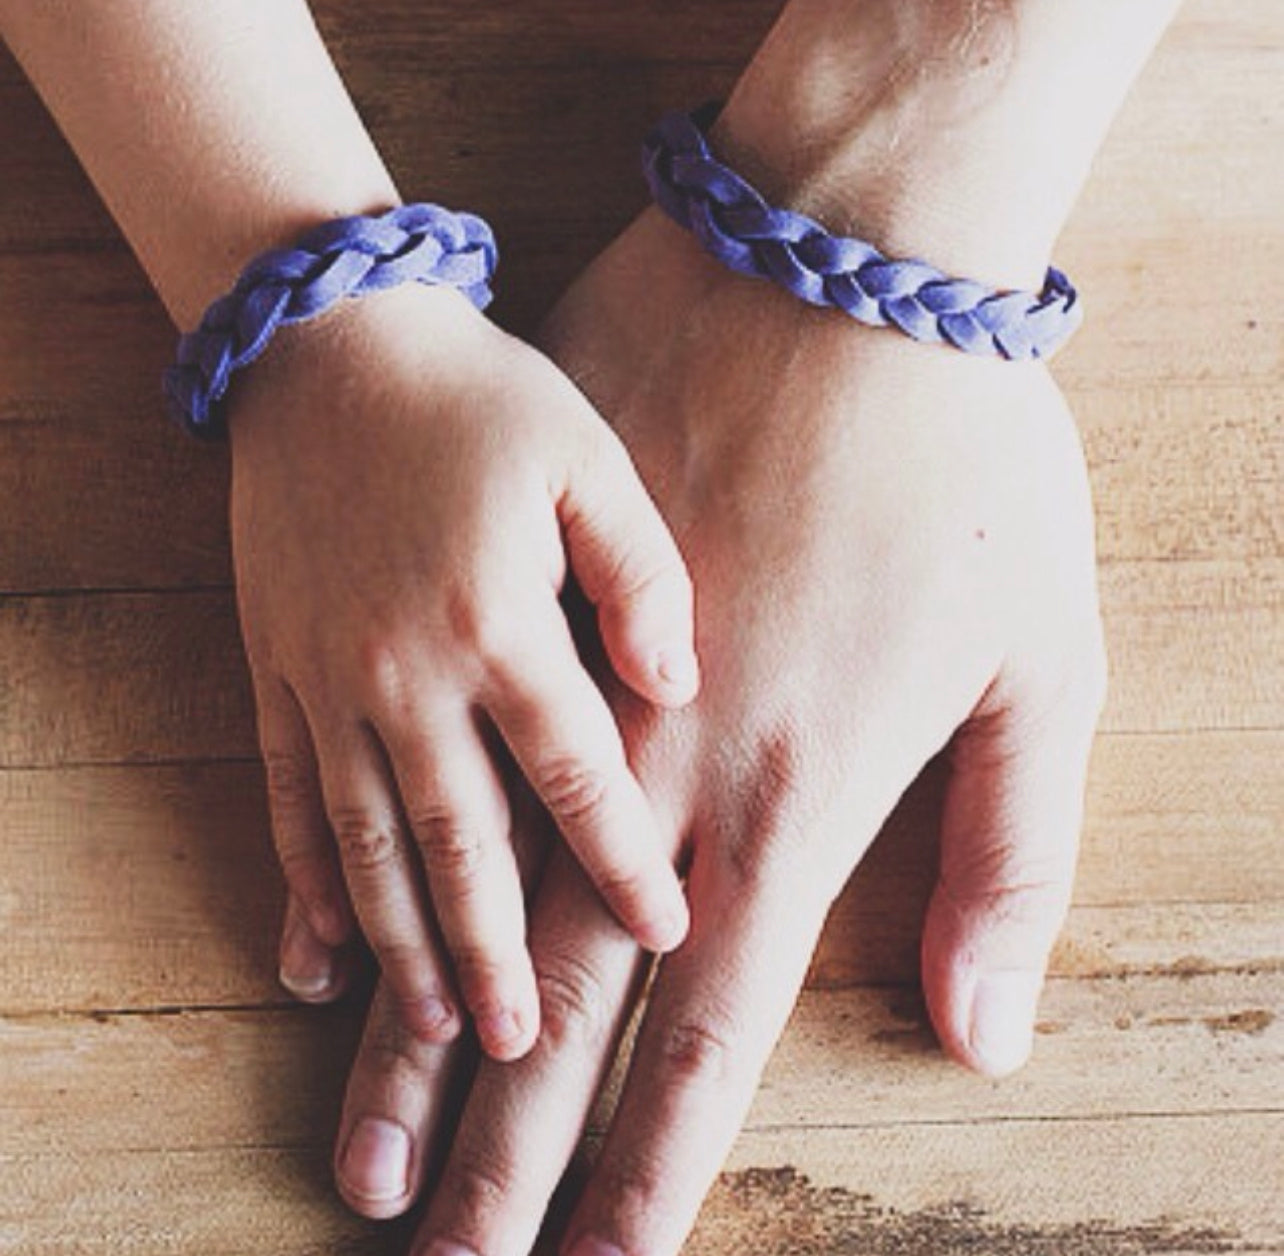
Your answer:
[643,109,1081,360]
[164,203,498,439]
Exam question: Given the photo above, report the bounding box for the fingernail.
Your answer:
[651,900,690,953]
[568,1235,627,1256]
[969,970,1042,1077]
[655,648,699,697]
[477,1008,525,1055]
[412,995,460,1040]
[341,1118,410,1203]
[279,915,334,1002]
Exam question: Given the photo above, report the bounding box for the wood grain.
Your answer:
[1,0,1281,1249]
[0,571,1279,771]
[1,976,1279,1161]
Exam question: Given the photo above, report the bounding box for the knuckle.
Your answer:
[592,864,651,919]
[353,635,405,701]
[659,1013,740,1087]
[275,844,334,899]
[535,758,612,831]
[410,803,487,885]
[262,749,316,810]
[944,843,1074,930]
[362,1026,430,1089]
[535,951,611,1052]
[448,942,509,1001]
[593,1150,665,1222]
[375,940,438,993]
[445,585,513,668]
[441,1141,520,1221]
[330,807,402,873]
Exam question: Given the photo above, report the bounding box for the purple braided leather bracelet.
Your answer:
[164,203,497,439]
[643,106,1082,360]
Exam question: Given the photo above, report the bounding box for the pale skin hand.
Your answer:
[230,281,696,1056]
[0,0,697,1060]
[319,0,1179,1239]
[347,211,1107,1251]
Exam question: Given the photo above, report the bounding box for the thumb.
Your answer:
[559,425,699,708]
[921,659,1105,1077]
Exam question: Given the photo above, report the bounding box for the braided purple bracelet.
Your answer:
[643,106,1082,360]
[164,203,498,439]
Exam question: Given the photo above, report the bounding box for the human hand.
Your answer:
[323,0,1183,1236]
[329,203,1106,1239]
[230,282,696,1060]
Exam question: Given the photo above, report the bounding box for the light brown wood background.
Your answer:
[2,1,1282,1251]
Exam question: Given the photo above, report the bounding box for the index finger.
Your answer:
[412,844,650,1256]
[561,839,827,1256]
[483,604,690,955]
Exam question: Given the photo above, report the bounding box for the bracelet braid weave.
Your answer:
[643,106,1082,361]
[164,203,498,439]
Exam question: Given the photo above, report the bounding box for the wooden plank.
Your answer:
[1098,559,1284,733]
[710,1115,1284,1253]
[1,975,1279,1159]
[812,898,1284,994]
[0,562,1278,769]
[0,763,283,1012]
[2,1115,1280,1256]
[0,1147,392,1256]
[2,737,1279,1013]
[1076,385,1284,565]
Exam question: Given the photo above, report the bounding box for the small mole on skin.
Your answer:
[974,527,987,542]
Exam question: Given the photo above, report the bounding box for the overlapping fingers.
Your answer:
[378,701,540,1061]
[482,603,690,957]
[408,847,651,1256]
[335,979,471,1219]
[558,844,827,1256]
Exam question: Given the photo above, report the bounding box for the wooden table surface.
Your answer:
[2,1,1281,1251]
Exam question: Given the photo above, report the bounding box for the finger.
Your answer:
[921,650,1107,1078]
[378,704,540,1062]
[413,845,650,1256]
[560,424,698,708]
[253,672,354,948]
[278,890,354,1004]
[312,717,463,1043]
[484,612,689,954]
[561,839,826,1256]
[335,978,471,1220]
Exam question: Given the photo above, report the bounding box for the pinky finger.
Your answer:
[254,672,354,948]
[279,891,354,1004]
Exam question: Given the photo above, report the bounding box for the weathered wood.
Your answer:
[1,1115,1280,1253]
[1,975,1279,1156]
[1,0,1281,1247]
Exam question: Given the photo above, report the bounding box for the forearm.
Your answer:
[0,0,397,326]
[717,0,1182,290]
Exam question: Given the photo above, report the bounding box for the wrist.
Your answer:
[715,0,1178,292]
[226,281,490,451]
[152,163,401,330]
